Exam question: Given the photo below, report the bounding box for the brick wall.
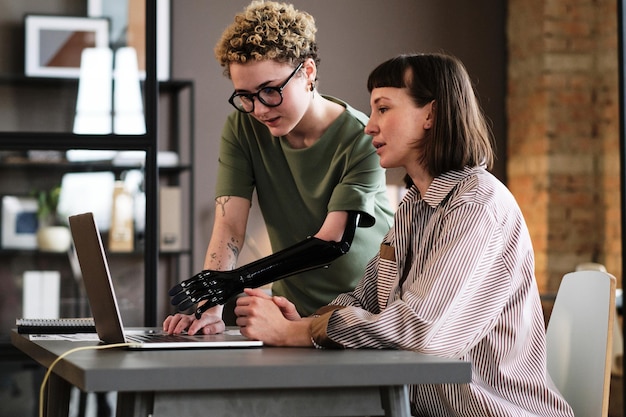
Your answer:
[507,0,622,292]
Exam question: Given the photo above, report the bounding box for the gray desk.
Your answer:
[11,329,471,417]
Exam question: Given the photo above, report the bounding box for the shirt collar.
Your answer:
[412,166,483,209]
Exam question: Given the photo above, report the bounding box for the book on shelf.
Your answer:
[159,185,182,251]
[16,317,96,334]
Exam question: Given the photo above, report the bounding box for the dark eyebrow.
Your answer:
[372,96,390,105]
[234,78,278,94]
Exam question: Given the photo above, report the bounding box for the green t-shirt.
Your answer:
[216,96,394,315]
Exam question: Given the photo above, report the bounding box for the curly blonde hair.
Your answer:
[215,1,319,77]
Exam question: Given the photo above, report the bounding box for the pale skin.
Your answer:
[163,58,349,336]
[233,86,436,346]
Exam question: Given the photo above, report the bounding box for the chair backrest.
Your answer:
[545,270,616,417]
[575,262,624,376]
[576,262,607,273]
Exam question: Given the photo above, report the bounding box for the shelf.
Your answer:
[0,80,195,329]
[0,3,193,331]
[0,160,192,174]
[0,248,192,257]
[0,132,154,150]
[0,74,192,86]
[0,15,185,416]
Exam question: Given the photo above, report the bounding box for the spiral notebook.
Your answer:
[16,317,96,334]
[68,212,262,349]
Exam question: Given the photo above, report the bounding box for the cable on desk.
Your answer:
[39,343,132,417]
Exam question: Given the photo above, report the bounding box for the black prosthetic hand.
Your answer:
[168,211,360,318]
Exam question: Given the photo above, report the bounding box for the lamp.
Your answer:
[72,47,113,134]
[113,47,146,134]
[70,46,146,162]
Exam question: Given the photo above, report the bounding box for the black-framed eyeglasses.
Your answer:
[228,62,303,113]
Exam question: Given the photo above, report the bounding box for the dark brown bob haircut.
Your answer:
[367,53,494,181]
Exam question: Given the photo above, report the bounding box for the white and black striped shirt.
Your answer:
[311,166,574,417]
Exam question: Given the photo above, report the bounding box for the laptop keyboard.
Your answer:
[126,333,199,343]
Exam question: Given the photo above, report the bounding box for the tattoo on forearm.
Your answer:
[228,238,240,259]
[216,196,231,217]
[208,252,221,269]
[208,238,240,270]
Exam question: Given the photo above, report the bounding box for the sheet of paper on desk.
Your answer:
[29,334,101,341]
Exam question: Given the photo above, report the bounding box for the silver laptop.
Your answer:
[68,212,262,349]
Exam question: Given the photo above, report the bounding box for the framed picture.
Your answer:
[24,15,110,78]
[1,196,39,250]
[88,0,170,80]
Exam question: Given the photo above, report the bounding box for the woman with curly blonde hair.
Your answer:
[164,1,393,336]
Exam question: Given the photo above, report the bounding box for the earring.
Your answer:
[310,81,316,92]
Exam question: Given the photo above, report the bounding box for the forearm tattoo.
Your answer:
[210,197,240,270]
[208,237,240,270]
[215,196,231,217]
[227,237,240,259]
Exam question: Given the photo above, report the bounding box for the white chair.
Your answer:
[575,262,623,376]
[575,262,607,273]
[545,270,616,417]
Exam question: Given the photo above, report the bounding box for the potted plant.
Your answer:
[33,185,71,252]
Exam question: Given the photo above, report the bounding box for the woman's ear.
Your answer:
[424,100,436,129]
[302,58,317,87]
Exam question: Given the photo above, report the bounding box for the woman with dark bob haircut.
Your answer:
[233,53,574,417]
[366,53,494,181]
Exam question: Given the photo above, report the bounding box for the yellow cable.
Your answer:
[38,342,132,417]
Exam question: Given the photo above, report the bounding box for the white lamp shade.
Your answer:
[73,47,113,134]
[114,47,146,134]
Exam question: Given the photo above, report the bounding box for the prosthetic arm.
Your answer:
[169,211,361,318]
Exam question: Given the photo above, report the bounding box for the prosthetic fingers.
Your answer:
[168,211,361,318]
